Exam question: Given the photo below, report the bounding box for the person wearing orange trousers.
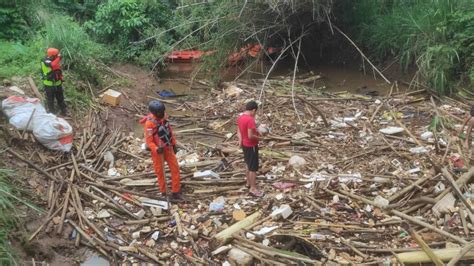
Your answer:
[142,100,181,200]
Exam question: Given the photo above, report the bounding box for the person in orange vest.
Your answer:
[142,100,182,200]
[40,48,68,116]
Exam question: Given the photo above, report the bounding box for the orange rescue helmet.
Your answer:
[47,48,59,57]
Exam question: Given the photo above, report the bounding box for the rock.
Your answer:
[227,248,253,266]
[97,209,111,219]
[288,155,306,168]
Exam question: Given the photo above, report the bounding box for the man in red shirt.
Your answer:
[237,100,264,197]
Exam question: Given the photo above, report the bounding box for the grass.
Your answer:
[347,0,474,95]
[0,41,43,79]
[0,168,42,265]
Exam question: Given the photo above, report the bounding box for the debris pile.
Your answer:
[3,77,474,265]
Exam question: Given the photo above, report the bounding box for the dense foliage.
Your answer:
[340,0,474,94]
[85,0,174,61]
[0,0,473,93]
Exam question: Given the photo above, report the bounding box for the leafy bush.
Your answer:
[40,14,111,83]
[0,41,43,79]
[85,0,173,60]
[51,0,105,22]
[0,4,29,40]
[344,0,474,94]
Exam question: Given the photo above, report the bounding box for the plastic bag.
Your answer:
[33,114,73,152]
[1,96,46,130]
[2,96,73,152]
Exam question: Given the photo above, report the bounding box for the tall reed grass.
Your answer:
[0,169,42,265]
[350,0,474,94]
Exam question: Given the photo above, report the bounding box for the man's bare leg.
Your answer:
[248,171,257,192]
[245,168,250,187]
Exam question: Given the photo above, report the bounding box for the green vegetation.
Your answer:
[342,0,474,95]
[0,0,473,96]
[85,0,174,63]
[0,168,42,265]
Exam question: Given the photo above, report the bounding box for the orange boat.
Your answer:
[165,45,280,64]
[165,50,214,63]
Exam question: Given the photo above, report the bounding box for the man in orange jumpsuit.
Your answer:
[143,100,181,200]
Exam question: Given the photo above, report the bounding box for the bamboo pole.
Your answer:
[396,248,474,263]
[211,211,262,248]
[392,210,467,244]
[405,225,444,266]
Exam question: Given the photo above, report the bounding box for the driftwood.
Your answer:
[395,248,474,263]
[405,224,444,266]
[392,210,468,244]
[28,76,43,100]
[296,95,329,127]
[211,211,262,248]
[447,242,474,266]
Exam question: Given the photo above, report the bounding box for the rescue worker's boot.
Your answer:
[60,107,69,117]
[171,191,183,201]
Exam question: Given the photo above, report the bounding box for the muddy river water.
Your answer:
[159,62,403,95]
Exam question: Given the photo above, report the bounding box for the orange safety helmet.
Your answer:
[47,48,59,57]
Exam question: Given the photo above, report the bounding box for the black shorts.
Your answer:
[242,145,259,172]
